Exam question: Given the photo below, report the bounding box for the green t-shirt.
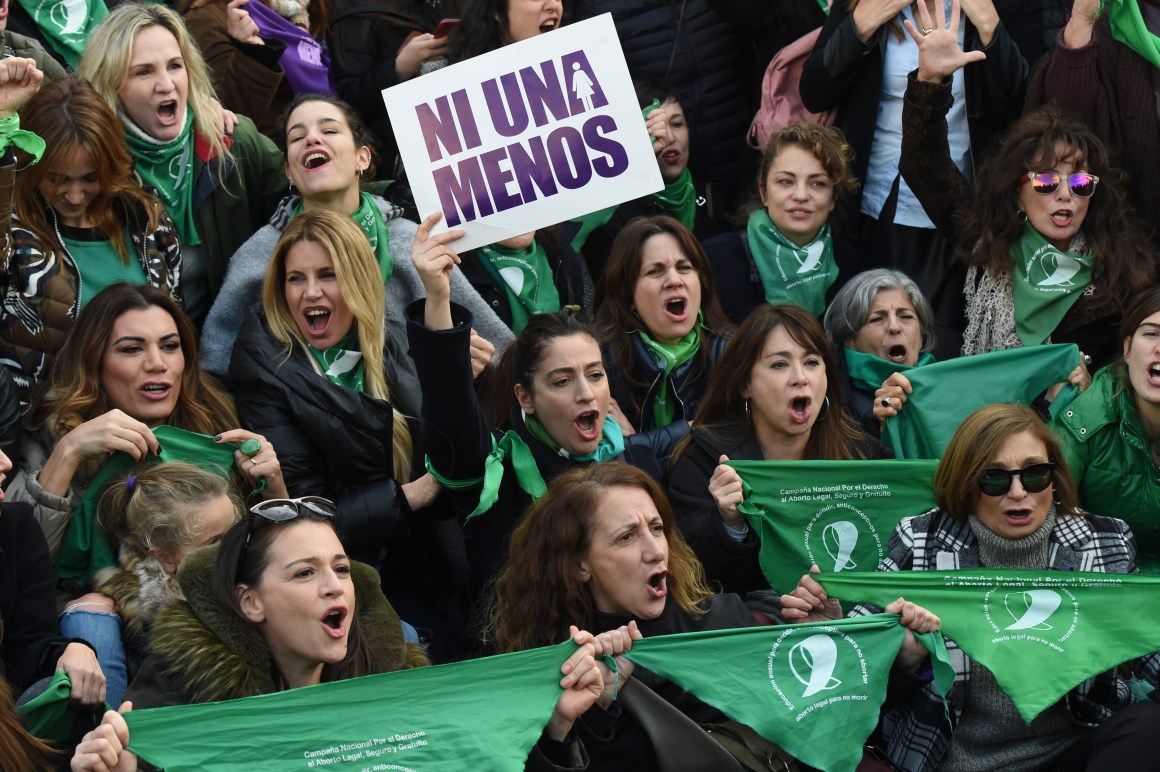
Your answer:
[64,225,146,308]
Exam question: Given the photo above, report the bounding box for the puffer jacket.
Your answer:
[125,543,428,708]
[1051,367,1160,573]
[0,151,182,404]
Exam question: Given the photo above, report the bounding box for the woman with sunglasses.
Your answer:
[72,496,613,771]
[783,402,1160,771]
[1051,288,1160,574]
[898,0,1154,370]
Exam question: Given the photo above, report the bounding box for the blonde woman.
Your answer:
[230,210,439,568]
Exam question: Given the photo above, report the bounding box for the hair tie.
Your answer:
[126,475,137,492]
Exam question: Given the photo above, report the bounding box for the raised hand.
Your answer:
[0,57,43,118]
[708,455,745,530]
[226,0,263,45]
[411,211,464,330]
[904,0,986,83]
[851,0,912,44]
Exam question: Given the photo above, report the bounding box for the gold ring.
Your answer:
[921,26,935,35]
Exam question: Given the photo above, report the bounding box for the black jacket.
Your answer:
[407,301,678,599]
[667,424,891,596]
[700,228,864,325]
[800,1,1044,215]
[603,326,728,432]
[229,309,421,565]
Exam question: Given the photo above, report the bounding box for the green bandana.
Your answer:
[637,324,700,428]
[293,191,393,283]
[523,411,625,462]
[56,426,238,587]
[732,459,940,595]
[842,348,936,393]
[15,671,108,742]
[651,167,697,230]
[125,640,578,771]
[746,209,838,317]
[477,241,561,333]
[1010,223,1094,346]
[819,569,1160,722]
[123,110,198,245]
[1107,0,1160,70]
[625,615,951,772]
[17,0,109,68]
[308,332,364,392]
[880,344,1080,459]
[0,114,44,162]
[568,204,619,252]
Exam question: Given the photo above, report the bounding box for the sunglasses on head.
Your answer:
[236,496,338,580]
[1019,171,1100,198]
[977,463,1056,497]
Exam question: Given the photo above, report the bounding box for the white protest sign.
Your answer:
[383,14,663,252]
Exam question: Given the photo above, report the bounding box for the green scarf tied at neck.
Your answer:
[476,240,561,333]
[637,324,700,429]
[651,168,698,230]
[122,110,199,245]
[308,331,365,392]
[523,410,625,462]
[843,347,937,393]
[746,209,838,316]
[293,191,393,283]
[1107,0,1160,70]
[1010,223,1094,346]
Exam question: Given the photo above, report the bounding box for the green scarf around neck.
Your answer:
[1010,223,1094,346]
[476,240,561,333]
[746,209,837,316]
[843,347,937,393]
[1108,0,1160,70]
[293,191,393,283]
[651,168,697,230]
[307,331,365,392]
[123,110,198,245]
[637,324,700,428]
[523,410,625,462]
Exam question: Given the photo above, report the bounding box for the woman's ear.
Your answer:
[356,145,372,175]
[236,585,265,624]
[574,558,592,583]
[515,383,534,414]
[1124,335,1133,362]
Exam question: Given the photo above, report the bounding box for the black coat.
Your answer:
[406,301,678,600]
[667,424,891,597]
[700,228,864,325]
[229,309,421,564]
[1,502,86,692]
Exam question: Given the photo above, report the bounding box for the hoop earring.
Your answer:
[288,178,295,193]
[744,397,751,425]
[1017,210,1028,223]
[357,168,364,181]
[817,395,831,421]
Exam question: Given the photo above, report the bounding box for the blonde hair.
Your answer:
[263,210,413,482]
[78,2,230,162]
[98,462,243,560]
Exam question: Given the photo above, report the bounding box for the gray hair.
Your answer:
[823,269,935,353]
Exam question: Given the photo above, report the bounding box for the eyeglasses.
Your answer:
[236,496,338,580]
[1018,171,1100,198]
[977,463,1056,497]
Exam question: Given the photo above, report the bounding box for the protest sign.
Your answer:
[732,459,939,594]
[125,641,571,771]
[626,615,951,772]
[383,14,663,252]
[819,569,1160,722]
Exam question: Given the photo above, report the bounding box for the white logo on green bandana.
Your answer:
[43,0,88,34]
[168,154,183,184]
[1005,589,1062,631]
[983,582,1079,651]
[1025,243,1082,289]
[796,241,826,274]
[498,266,525,295]
[789,634,842,697]
[804,504,884,575]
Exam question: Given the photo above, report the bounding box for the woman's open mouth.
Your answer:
[647,570,668,599]
[157,100,178,124]
[661,149,681,165]
[790,396,812,424]
[321,607,349,639]
[539,17,558,32]
[663,297,688,322]
[574,410,600,441]
[1050,209,1073,227]
[886,344,908,363]
[140,382,172,401]
[303,151,330,170]
[1147,362,1160,387]
[1003,508,1034,527]
[305,308,331,334]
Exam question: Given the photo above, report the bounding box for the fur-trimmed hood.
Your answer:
[142,544,427,704]
[93,550,181,653]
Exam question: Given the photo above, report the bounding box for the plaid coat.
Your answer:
[852,507,1160,772]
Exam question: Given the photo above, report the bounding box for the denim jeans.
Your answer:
[59,607,127,708]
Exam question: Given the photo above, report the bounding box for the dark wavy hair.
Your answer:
[957,109,1154,315]
[675,304,865,461]
[487,462,714,652]
[449,0,568,62]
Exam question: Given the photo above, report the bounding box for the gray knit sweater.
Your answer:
[198,194,515,377]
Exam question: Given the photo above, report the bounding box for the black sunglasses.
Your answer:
[236,496,338,580]
[977,463,1056,497]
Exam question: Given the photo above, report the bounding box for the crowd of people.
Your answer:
[0,0,1159,769]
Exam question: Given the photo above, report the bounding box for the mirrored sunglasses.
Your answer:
[1019,171,1100,198]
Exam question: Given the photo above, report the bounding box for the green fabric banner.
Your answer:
[732,459,939,594]
[881,344,1079,459]
[818,569,1160,722]
[626,614,951,772]
[125,641,572,771]
[15,671,108,742]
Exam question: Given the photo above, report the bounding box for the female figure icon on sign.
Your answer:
[571,62,595,112]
